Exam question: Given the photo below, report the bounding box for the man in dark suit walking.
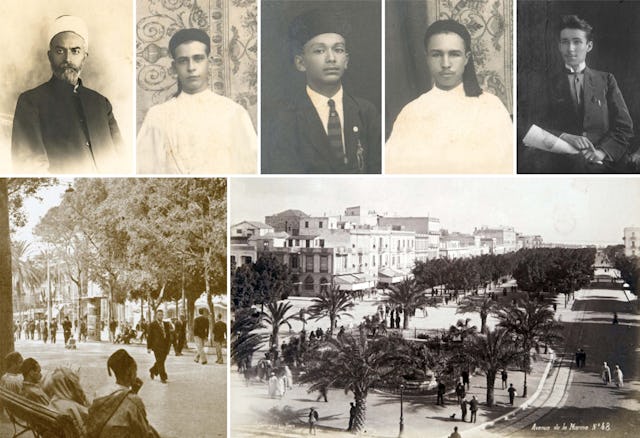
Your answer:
[11,15,122,173]
[193,308,210,365]
[147,309,172,383]
[262,9,380,174]
[523,15,633,173]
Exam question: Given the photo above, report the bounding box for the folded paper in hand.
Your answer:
[522,125,579,155]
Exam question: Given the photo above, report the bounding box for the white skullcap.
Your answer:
[48,15,89,48]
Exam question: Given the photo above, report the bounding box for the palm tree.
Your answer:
[385,278,436,329]
[299,331,405,432]
[231,308,265,371]
[495,297,562,397]
[11,240,43,322]
[261,300,299,348]
[464,328,523,407]
[306,284,354,336]
[457,295,496,333]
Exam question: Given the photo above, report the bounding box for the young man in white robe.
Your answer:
[137,28,257,174]
[386,20,512,174]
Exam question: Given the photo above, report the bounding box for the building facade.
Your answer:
[623,227,640,257]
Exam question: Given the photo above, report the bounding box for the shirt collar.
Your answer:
[565,62,587,73]
[430,82,466,97]
[50,75,83,93]
[306,85,343,107]
[176,88,213,101]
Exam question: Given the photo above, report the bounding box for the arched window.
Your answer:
[304,276,315,291]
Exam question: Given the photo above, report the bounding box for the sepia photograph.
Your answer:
[0,0,134,175]
[517,0,640,174]
[385,0,513,174]
[229,176,639,437]
[135,0,258,174]
[261,0,382,175]
[0,178,228,437]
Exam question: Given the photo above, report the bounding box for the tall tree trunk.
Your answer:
[352,395,367,432]
[480,313,487,334]
[0,181,14,373]
[403,313,410,329]
[486,371,496,407]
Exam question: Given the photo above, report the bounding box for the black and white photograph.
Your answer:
[0,0,134,175]
[229,176,640,437]
[517,0,640,174]
[135,0,258,174]
[260,0,382,174]
[385,0,513,174]
[0,178,228,437]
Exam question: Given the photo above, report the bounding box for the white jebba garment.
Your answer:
[137,89,257,174]
[385,84,513,174]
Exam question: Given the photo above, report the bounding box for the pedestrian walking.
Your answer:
[461,370,470,391]
[575,349,581,368]
[602,362,611,385]
[460,398,467,422]
[50,319,58,344]
[501,369,508,389]
[507,383,516,405]
[267,372,278,398]
[613,365,624,388]
[193,308,209,365]
[436,380,446,406]
[284,365,293,390]
[309,407,319,435]
[147,309,172,383]
[41,321,48,344]
[579,349,586,368]
[469,395,478,423]
[172,317,186,356]
[613,312,619,324]
[109,319,118,343]
[213,314,227,364]
[347,401,355,431]
[62,317,72,345]
[316,384,328,402]
[448,426,462,438]
[455,381,465,403]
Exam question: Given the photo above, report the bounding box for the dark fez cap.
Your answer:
[289,9,351,51]
[169,28,211,58]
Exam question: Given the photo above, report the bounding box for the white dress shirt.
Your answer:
[136,89,257,174]
[386,84,513,174]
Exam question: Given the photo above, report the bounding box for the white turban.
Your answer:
[48,15,89,48]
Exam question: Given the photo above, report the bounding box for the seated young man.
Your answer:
[0,352,24,393]
[20,358,50,405]
[262,9,381,174]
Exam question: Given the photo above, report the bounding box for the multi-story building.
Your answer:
[265,209,309,235]
[623,227,640,257]
[516,234,544,250]
[230,221,273,239]
[474,226,517,254]
[440,232,483,258]
[377,216,440,261]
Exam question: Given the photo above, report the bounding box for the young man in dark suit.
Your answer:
[262,9,380,174]
[524,15,633,173]
[147,309,172,383]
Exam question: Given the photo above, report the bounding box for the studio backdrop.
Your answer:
[136,0,258,132]
[0,0,133,173]
[517,0,640,171]
[386,0,513,139]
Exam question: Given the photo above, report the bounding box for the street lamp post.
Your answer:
[399,383,404,436]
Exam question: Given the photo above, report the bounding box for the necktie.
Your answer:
[327,99,346,164]
[573,74,582,106]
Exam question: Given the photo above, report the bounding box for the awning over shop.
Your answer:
[378,267,413,284]
[334,273,376,291]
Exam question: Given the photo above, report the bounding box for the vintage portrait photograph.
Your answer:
[385,0,514,174]
[229,176,640,437]
[517,0,640,174]
[261,0,382,174]
[0,0,134,175]
[0,178,228,437]
[135,0,258,174]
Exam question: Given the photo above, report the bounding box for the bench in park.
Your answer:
[0,386,79,438]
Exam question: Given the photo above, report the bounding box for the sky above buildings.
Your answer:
[230,177,640,246]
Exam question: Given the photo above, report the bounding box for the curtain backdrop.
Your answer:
[386,0,513,138]
[136,0,257,132]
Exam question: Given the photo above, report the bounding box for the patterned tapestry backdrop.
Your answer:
[136,0,257,131]
[430,0,512,110]
[386,0,513,138]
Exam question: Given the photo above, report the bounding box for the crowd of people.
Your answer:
[0,350,159,437]
[13,316,84,345]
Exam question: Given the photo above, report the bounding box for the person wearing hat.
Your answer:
[11,15,123,174]
[520,15,633,173]
[386,19,512,174]
[86,349,159,437]
[137,28,257,174]
[262,9,381,174]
